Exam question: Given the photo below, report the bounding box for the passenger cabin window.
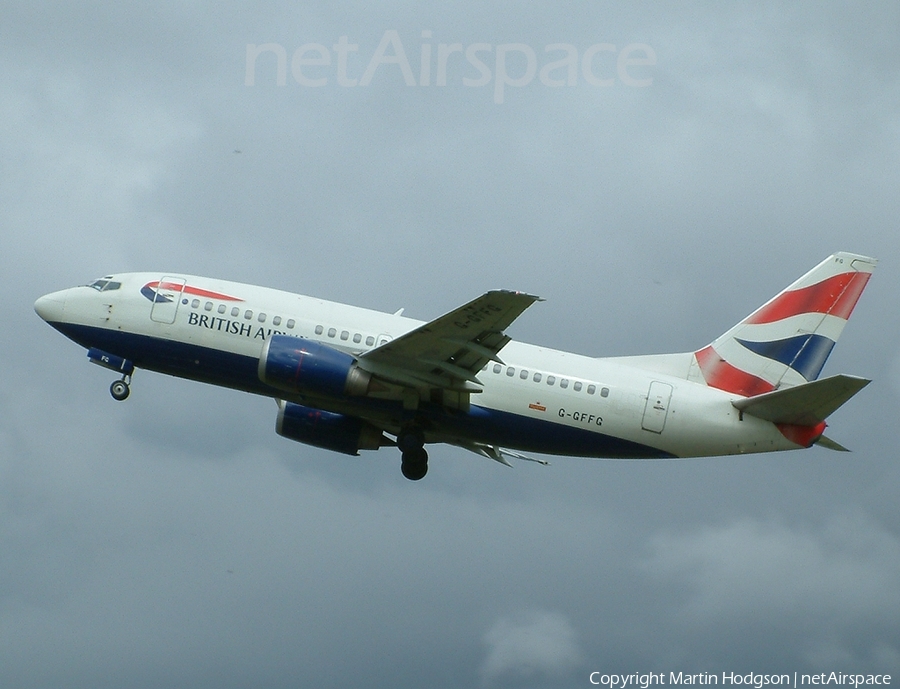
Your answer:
[506,367,515,377]
[366,336,375,346]
[340,330,349,341]
[192,299,200,309]
[258,313,266,323]
[204,301,213,311]
[574,381,582,392]
[353,333,362,344]
[218,304,226,314]
[520,370,529,380]
[315,325,324,335]
[493,364,502,374]
[244,310,253,320]
[286,319,295,329]
[601,387,610,398]
[587,384,596,395]
[273,316,282,326]
[328,328,336,338]
[232,307,240,317]
[560,379,569,389]
[547,375,556,386]
[533,372,542,383]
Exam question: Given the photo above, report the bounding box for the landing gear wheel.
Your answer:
[110,379,130,401]
[401,447,428,481]
[397,428,426,454]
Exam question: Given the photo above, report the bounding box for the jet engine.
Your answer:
[276,402,386,455]
[259,335,372,397]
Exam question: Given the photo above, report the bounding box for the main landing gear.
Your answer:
[397,428,428,481]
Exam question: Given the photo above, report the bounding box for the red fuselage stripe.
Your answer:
[149,281,244,302]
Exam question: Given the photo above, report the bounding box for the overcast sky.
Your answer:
[2,2,900,687]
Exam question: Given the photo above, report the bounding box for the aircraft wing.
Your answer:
[358,290,541,392]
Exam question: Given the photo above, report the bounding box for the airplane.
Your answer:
[34,251,876,481]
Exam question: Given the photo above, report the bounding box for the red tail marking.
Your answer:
[745,272,870,325]
[695,345,776,397]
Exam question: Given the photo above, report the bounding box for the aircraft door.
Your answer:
[641,381,673,434]
[149,276,186,324]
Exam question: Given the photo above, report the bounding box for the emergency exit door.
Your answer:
[641,381,673,434]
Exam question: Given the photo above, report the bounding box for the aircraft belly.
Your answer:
[431,404,675,458]
[53,323,272,395]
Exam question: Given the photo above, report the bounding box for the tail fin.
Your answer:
[692,252,876,397]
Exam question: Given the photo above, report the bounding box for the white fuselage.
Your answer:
[35,272,803,460]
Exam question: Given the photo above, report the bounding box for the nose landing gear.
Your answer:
[110,377,131,401]
[87,348,134,402]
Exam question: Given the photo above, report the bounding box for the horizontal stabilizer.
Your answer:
[733,374,870,426]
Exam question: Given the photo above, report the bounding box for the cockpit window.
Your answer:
[88,278,121,292]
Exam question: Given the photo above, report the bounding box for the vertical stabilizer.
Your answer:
[693,252,876,397]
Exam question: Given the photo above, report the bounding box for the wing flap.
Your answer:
[732,374,870,426]
[455,442,550,467]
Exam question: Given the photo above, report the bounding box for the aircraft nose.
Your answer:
[34,290,67,323]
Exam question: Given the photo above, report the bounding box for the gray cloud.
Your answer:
[481,610,583,686]
[646,517,900,616]
[3,1,900,686]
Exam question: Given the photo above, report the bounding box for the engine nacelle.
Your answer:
[259,335,371,397]
[276,402,385,455]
